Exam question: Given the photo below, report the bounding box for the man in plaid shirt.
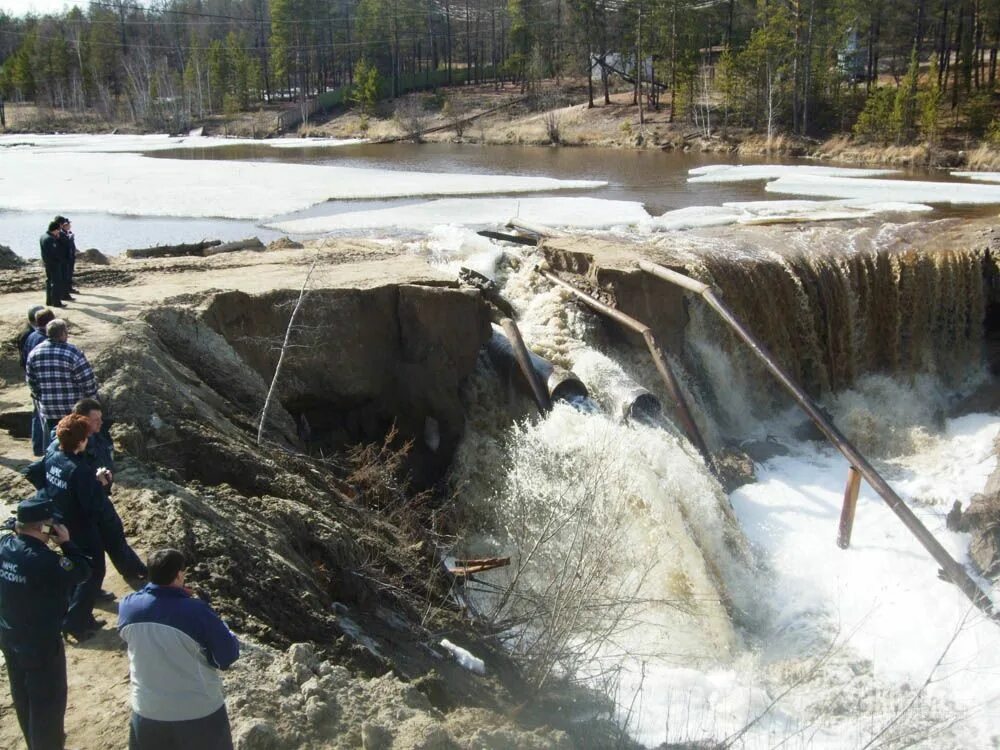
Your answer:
[25,319,98,435]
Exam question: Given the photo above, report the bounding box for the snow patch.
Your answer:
[268,197,649,233]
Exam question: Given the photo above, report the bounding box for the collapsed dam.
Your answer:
[0,218,998,748]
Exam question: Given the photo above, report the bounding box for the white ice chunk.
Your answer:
[765,173,1000,204]
[688,164,898,183]
[0,133,363,153]
[648,199,931,231]
[439,639,486,674]
[648,205,743,230]
[269,197,648,233]
[951,171,1000,183]
[0,151,604,220]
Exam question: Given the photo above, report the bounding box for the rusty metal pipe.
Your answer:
[500,318,553,413]
[486,328,588,407]
[537,268,714,471]
[637,259,997,619]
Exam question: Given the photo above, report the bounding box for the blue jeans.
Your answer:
[129,705,233,750]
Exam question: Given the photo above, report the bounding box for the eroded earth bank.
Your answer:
[0,218,998,749]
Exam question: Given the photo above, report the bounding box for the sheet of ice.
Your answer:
[951,171,1000,184]
[729,414,1000,748]
[688,164,898,183]
[0,151,604,220]
[439,639,486,674]
[269,197,648,233]
[765,173,1000,204]
[0,133,363,153]
[0,209,283,258]
[648,199,931,231]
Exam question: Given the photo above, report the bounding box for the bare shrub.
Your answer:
[346,424,435,536]
[394,97,427,141]
[443,97,467,138]
[544,110,561,145]
[473,426,662,691]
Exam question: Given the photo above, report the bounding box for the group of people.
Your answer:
[3,306,242,749]
[40,216,78,308]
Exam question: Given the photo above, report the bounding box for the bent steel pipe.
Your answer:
[486,329,588,404]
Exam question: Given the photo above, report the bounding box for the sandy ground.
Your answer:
[0,240,450,750]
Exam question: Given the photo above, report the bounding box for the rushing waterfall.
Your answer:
[651,222,994,427]
[420,221,1000,748]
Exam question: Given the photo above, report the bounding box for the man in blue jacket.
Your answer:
[118,549,240,750]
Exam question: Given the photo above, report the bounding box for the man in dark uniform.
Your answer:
[0,494,92,750]
[40,221,67,308]
[54,216,77,298]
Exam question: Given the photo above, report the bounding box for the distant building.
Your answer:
[838,28,866,83]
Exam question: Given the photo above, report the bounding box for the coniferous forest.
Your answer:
[0,0,999,144]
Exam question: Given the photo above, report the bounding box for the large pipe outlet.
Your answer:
[611,384,662,422]
[569,352,662,422]
[486,329,588,404]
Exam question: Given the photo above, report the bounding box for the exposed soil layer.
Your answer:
[0,242,622,749]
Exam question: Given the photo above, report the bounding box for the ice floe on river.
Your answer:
[951,171,1000,184]
[0,149,604,220]
[269,196,650,233]
[0,133,363,153]
[688,164,899,183]
[765,173,1000,204]
[272,196,933,235]
[650,199,931,230]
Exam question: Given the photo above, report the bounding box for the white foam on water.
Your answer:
[688,164,898,183]
[269,196,650,234]
[765,173,1000,205]
[0,150,604,220]
[730,414,1000,748]
[414,214,1000,749]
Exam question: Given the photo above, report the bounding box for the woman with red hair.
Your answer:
[44,413,114,641]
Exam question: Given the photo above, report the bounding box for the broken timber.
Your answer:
[500,318,553,414]
[446,557,511,577]
[637,259,998,620]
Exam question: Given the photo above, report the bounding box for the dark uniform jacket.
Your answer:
[39,232,62,269]
[57,230,76,261]
[0,534,91,653]
[42,451,110,553]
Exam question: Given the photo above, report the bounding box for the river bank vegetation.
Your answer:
[0,0,999,160]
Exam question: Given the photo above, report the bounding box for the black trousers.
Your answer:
[129,706,233,750]
[2,638,68,750]
[64,543,105,633]
[44,263,66,306]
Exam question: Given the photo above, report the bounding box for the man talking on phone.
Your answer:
[0,493,92,750]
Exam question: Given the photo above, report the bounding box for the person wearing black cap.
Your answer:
[0,493,91,750]
[54,216,78,298]
[40,220,67,308]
